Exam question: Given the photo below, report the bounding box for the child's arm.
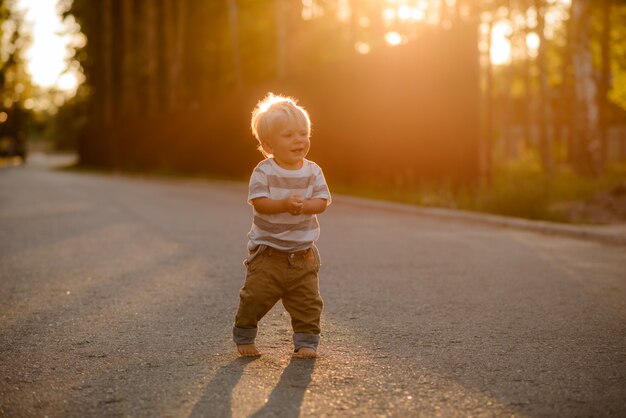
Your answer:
[302,198,329,215]
[252,196,303,215]
[252,196,327,216]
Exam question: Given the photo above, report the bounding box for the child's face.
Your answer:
[262,114,310,170]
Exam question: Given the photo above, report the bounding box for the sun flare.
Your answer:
[353,0,563,66]
[16,0,80,92]
[490,21,512,66]
[384,31,404,46]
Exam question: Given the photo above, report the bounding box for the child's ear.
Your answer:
[260,140,273,155]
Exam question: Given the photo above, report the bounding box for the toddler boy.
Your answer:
[233,93,331,359]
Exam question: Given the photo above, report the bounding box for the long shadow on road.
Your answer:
[189,357,257,418]
[250,358,315,418]
[189,356,315,418]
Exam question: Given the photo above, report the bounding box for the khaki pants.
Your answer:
[233,245,323,351]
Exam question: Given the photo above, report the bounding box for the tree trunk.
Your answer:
[102,0,113,126]
[146,0,158,114]
[163,0,174,107]
[121,0,136,117]
[500,0,514,160]
[227,0,244,90]
[522,0,534,153]
[535,0,553,175]
[164,0,186,110]
[483,19,494,187]
[598,0,611,171]
[571,0,601,174]
[174,0,186,107]
[274,0,287,79]
[100,0,115,167]
[561,0,575,166]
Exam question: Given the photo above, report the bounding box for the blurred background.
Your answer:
[1,0,625,222]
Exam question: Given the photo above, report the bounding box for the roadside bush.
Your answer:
[333,150,626,224]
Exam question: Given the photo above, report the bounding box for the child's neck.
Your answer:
[273,158,304,170]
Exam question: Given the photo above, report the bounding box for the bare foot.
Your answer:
[293,347,317,358]
[237,344,261,356]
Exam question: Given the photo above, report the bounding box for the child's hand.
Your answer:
[286,195,304,215]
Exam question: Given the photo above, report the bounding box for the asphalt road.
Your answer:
[1,156,625,417]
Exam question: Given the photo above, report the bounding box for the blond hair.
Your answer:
[250,93,311,157]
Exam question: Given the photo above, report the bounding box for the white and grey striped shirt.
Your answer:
[247,158,331,251]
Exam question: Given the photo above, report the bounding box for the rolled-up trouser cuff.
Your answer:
[293,333,320,352]
[233,326,257,345]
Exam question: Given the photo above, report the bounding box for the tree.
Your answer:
[145,0,158,114]
[274,0,287,79]
[121,0,137,116]
[483,14,495,186]
[0,0,34,160]
[535,0,553,175]
[163,0,186,110]
[102,0,113,125]
[63,0,626,182]
[607,2,626,113]
[598,0,611,170]
[227,0,244,90]
[571,0,601,174]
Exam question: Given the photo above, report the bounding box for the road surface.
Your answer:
[1,156,625,417]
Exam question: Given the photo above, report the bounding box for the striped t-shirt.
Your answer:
[247,158,331,251]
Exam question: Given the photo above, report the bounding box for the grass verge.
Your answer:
[333,159,626,224]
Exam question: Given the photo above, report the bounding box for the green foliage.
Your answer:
[0,1,7,51]
[0,1,35,147]
[464,154,563,221]
[333,149,626,224]
[463,157,626,223]
[608,3,626,111]
[42,92,87,150]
